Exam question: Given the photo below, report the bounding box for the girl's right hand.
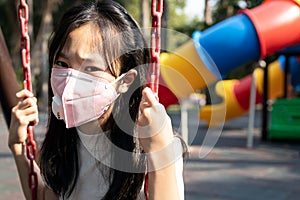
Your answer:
[8,89,39,151]
[137,87,174,153]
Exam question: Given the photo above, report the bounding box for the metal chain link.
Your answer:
[144,1,163,200]
[18,1,38,199]
[149,0,163,97]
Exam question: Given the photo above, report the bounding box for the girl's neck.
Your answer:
[77,120,105,135]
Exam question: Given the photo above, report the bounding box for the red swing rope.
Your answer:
[18,0,38,199]
[149,0,163,97]
[144,0,163,199]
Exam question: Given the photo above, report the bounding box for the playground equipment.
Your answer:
[157,0,300,125]
[269,98,300,139]
[268,46,300,140]
[200,55,300,126]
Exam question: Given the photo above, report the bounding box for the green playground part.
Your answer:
[269,98,300,140]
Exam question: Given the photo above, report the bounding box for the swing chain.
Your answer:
[144,1,163,200]
[149,0,163,97]
[18,0,38,199]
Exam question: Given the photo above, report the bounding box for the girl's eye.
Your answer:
[85,66,102,72]
[84,66,108,78]
[55,60,69,68]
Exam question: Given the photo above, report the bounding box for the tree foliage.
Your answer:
[115,0,187,29]
[114,0,140,23]
[212,0,263,24]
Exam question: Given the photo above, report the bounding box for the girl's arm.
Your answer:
[9,89,58,200]
[138,87,185,200]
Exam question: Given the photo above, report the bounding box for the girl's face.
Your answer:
[53,23,119,133]
[54,23,117,82]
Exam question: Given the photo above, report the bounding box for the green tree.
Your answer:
[115,0,141,24]
[212,0,263,24]
[115,0,187,29]
[167,0,187,28]
[115,0,188,51]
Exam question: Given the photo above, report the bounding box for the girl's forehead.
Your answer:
[60,23,121,75]
[63,23,102,55]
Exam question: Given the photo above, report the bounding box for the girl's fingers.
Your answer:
[139,100,149,112]
[27,113,39,126]
[16,89,37,110]
[19,113,39,126]
[15,106,39,124]
[16,89,34,99]
[139,87,160,119]
[142,87,159,108]
[22,104,38,116]
[18,97,37,110]
[12,90,39,127]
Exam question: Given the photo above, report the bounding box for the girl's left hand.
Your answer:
[137,87,174,153]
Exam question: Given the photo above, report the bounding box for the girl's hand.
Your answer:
[137,87,174,153]
[8,89,38,150]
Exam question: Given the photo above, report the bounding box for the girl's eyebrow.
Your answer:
[59,52,103,64]
[57,52,69,60]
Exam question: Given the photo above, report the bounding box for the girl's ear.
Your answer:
[118,69,137,93]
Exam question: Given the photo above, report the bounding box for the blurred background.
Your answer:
[1,1,300,199]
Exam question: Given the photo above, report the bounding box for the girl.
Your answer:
[9,0,186,199]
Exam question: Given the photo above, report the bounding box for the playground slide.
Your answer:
[200,56,300,126]
[158,0,300,122]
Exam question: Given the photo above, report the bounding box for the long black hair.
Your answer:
[40,0,150,199]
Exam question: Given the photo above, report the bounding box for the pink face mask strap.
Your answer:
[111,73,126,85]
[107,73,127,90]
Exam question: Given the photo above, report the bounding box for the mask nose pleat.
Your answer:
[56,73,93,83]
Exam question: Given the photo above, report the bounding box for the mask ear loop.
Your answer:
[113,73,127,84]
[107,73,127,90]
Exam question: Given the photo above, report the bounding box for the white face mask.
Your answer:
[50,68,125,128]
